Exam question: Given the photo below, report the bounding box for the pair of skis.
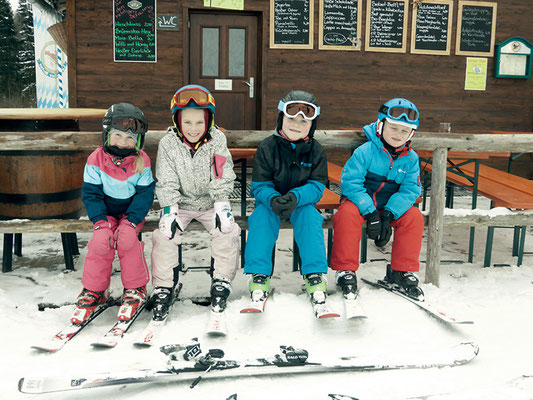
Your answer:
[18,341,480,394]
[32,284,184,352]
[238,277,472,325]
[240,287,344,319]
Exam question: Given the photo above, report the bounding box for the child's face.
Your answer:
[281,114,312,141]
[108,129,137,149]
[180,108,206,143]
[381,120,412,148]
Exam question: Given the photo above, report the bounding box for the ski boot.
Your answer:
[384,265,424,300]
[210,277,232,313]
[117,286,147,321]
[336,270,358,300]
[304,273,328,305]
[71,288,107,324]
[151,287,173,321]
[249,274,270,302]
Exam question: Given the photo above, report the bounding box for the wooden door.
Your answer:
[189,13,259,130]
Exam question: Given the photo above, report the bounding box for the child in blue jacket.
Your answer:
[244,90,329,309]
[330,98,424,299]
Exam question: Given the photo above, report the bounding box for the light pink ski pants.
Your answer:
[81,216,150,292]
[151,207,241,288]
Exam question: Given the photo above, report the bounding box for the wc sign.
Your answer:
[158,15,178,30]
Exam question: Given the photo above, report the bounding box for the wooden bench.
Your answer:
[1,187,340,273]
[420,160,533,266]
[491,131,533,173]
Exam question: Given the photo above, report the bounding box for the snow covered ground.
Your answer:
[1,194,533,400]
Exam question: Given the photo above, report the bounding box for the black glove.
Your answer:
[375,210,394,247]
[270,192,298,221]
[364,210,381,240]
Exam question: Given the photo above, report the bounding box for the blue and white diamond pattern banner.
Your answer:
[33,4,69,108]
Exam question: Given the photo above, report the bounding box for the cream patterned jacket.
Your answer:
[155,126,236,211]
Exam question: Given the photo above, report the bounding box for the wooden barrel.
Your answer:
[0,151,85,219]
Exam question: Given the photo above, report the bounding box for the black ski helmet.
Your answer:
[277,90,320,139]
[102,103,148,155]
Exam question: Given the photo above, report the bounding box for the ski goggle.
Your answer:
[110,117,147,135]
[379,105,419,123]
[278,100,320,120]
[109,127,139,141]
[171,88,216,110]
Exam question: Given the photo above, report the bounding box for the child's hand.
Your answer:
[374,210,394,247]
[159,205,184,240]
[271,192,297,221]
[214,201,235,233]
[364,211,381,240]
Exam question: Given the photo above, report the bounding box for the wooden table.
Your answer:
[0,108,107,131]
[0,108,107,272]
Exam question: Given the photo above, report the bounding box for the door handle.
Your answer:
[242,77,254,99]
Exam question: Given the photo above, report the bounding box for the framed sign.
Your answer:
[270,0,314,49]
[411,0,453,55]
[456,1,497,57]
[366,0,409,53]
[319,0,362,51]
[113,0,157,62]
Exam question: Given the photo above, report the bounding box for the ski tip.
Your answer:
[133,342,152,348]
[17,378,25,393]
[317,313,341,319]
[346,315,368,320]
[240,308,263,313]
[91,342,117,349]
[206,330,227,337]
[31,345,59,353]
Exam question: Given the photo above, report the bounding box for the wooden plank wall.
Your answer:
[71,0,532,155]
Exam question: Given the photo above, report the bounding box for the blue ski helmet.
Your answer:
[378,98,419,130]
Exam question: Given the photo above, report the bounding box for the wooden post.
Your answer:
[425,146,448,287]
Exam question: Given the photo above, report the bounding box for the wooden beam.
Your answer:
[0,131,532,153]
[425,147,448,287]
[0,211,532,233]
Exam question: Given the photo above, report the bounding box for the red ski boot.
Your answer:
[117,286,147,321]
[71,289,107,324]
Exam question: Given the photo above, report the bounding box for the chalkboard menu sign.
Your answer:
[113,0,157,62]
[411,0,453,55]
[366,0,408,53]
[319,0,361,51]
[270,0,314,49]
[456,1,497,57]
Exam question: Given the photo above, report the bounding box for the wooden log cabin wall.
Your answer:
[67,0,532,170]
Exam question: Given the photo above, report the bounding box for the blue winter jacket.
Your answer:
[340,122,421,219]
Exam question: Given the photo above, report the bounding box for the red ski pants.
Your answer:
[330,200,424,272]
[81,216,149,292]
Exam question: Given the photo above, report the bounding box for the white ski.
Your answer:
[313,302,340,319]
[31,299,116,352]
[134,320,166,347]
[91,301,148,348]
[361,278,473,324]
[206,310,227,336]
[240,288,275,313]
[134,284,183,347]
[18,342,479,394]
[343,291,367,320]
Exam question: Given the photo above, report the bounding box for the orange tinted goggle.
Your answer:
[172,88,214,108]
